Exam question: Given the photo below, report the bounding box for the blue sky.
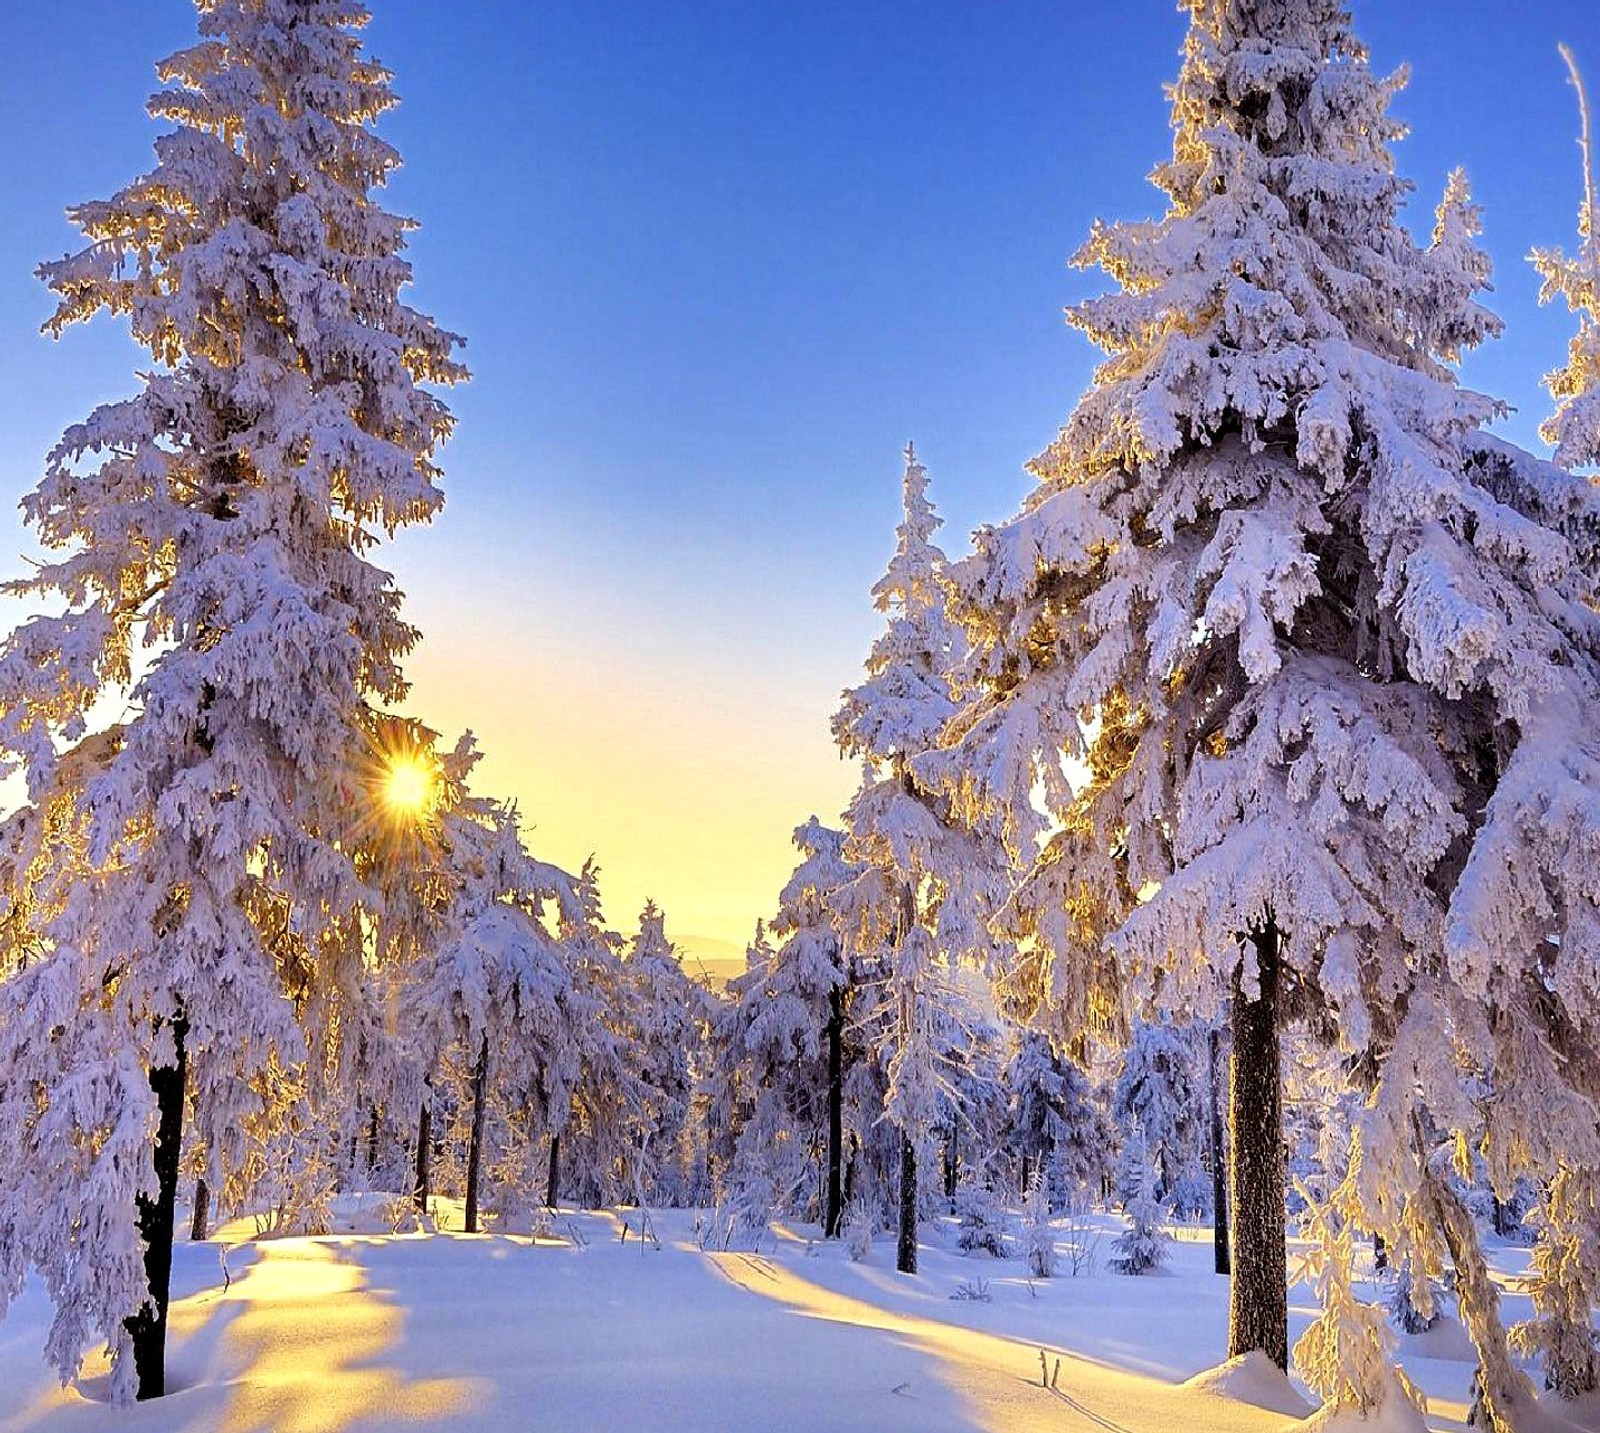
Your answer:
[1,1,1596,948]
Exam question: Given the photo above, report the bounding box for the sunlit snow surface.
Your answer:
[0,1202,1593,1433]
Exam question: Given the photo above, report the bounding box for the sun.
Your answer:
[382,752,437,820]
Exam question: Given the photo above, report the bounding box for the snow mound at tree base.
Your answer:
[1181,1351,1315,1417]
[1396,1312,1475,1363]
[1300,1382,1428,1433]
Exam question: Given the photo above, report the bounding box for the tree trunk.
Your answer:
[1021,1153,1032,1199]
[1373,1231,1388,1272]
[897,1130,918,1275]
[367,1106,380,1172]
[1228,923,1286,1371]
[464,1037,489,1234]
[944,1126,958,1201]
[413,1088,432,1216]
[128,1015,187,1401]
[1208,1023,1231,1276]
[824,987,844,1237]
[545,1132,561,1210]
[190,1177,210,1243]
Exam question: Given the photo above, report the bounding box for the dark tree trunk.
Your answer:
[1208,1023,1231,1276]
[367,1106,380,1172]
[128,1015,187,1401]
[842,1140,856,1211]
[190,1177,210,1243]
[896,1130,918,1275]
[1021,1154,1032,1198]
[413,1087,432,1215]
[465,1037,490,1234]
[944,1126,958,1201]
[545,1133,561,1210]
[824,988,844,1237]
[1228,922,1287,1371]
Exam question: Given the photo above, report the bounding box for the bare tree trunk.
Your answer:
[128,1015,187,1400]
[1208,1022,1230,1276]
[1021,1153,1032,1198]
[944,1126,958,1201]
[545,1132,561,1210]
[897,1130,918,1275]
[190,1177,210,1243]
[1228,923,1286,1370]
[465,1037,489,1234]
[824,987,844,1237]
[413,1084,432,1216]
[367,1106,380,1172]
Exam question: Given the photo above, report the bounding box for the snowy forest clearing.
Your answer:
[0,1204,1588,1433]
[6,0,1600,1429]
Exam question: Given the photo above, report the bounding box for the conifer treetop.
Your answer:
[940,0,1600,1047]
[1531,43,1600,471]
[833,445,960,765]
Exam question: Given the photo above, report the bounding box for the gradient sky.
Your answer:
[1,2,1596,954]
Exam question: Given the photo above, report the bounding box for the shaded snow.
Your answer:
[1,1203,1597,1432]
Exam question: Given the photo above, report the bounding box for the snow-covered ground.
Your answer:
[0,1202,1595,1433]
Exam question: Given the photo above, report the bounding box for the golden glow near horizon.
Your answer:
[394,584,861,955]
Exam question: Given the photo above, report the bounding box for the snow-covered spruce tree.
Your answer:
[717,819,856,1233]
[1021,1170,1058,1277]
[1531,45,1600,472]
[831,445,999,1276]
[1511,1167,1600,1400]
[543,859,645,1211]
[1112,1018,1211,1218]
[1110,1130,1170,1276]
[0,1,463,1400]
[933,2,1600,1399]
[1003,1029,1111,1209]
[1295,1180,1426,1428]
[395,742,581,1235]
[1512,67,1600,1400]
[706,921,767,1203]
[1283,1030,1362,1226]
[617,902,712,1205]
[935,997,1011,1206]
[953,1168,1011,1257]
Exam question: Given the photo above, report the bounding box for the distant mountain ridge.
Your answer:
[674,933,745,987]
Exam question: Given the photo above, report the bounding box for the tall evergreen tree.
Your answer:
[394,740,580,1235]
[1512,70,1600,1399]
[543,860,644,1211]
[617,902,711,1204]
[933,3,1600,1416]
[1111,1018,1211,1217]
[1531,45,1600,472]
[1004,1029,1111,1207]
[0,0,463,1401]
[832,445,996,1276]
[718,819,855,1233]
